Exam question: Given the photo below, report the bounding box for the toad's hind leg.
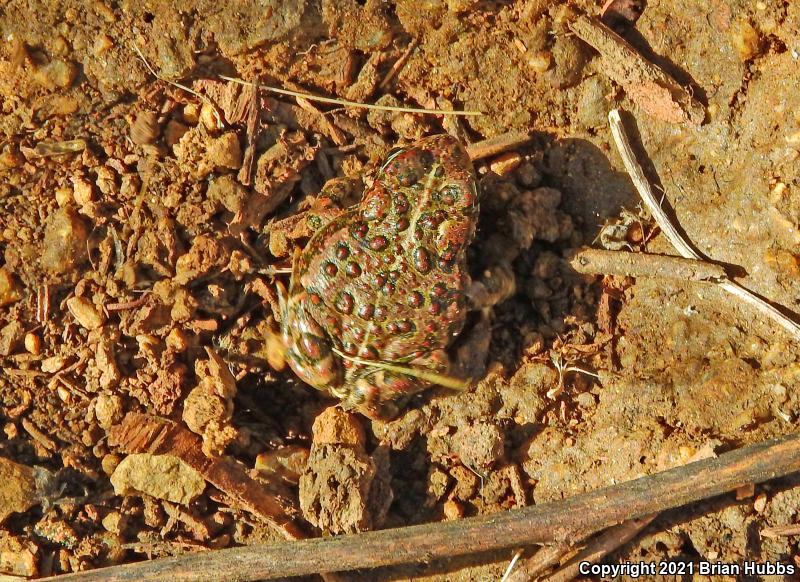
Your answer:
[346,349,454,419]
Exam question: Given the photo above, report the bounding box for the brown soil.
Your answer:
[1,0,799,580]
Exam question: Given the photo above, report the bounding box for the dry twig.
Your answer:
[568,247,727,282]
[506,544,573,582]
[378,39,420,91]
[542,515,657,582]
[42,431,800,581]
[761,524,800,539]
[465,131,536,161]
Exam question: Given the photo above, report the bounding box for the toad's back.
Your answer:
[284,134,478,416]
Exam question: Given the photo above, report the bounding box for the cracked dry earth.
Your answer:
[1,0,800,580]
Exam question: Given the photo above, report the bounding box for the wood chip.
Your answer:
[107,413,305,540]
[570,13,705,125]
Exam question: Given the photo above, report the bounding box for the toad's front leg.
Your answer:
[280,288,344,393]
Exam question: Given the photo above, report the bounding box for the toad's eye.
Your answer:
[381,147,406,171]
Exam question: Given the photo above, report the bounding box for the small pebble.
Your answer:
[24,333,40,355]
[101,511,125,534]
[200,102,221,131]
[526,49,552,73]
[42,208,88,275]
[183,103,200,124]
[94,393,123,429]
[71,176,94,207]
[54,186,72,207]
[41,355,67,373]
[66,296,105,330]
[93,34,114,56]
[731,20,761,61]
[110,453,205,505]
[56,385,72,403]
[33,59,78,89]
[101,453,122,476]
[166,327,191,352]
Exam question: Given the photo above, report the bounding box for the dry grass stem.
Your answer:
[332,348,469,390]
[132,43,224,128]
[218,75,481,117]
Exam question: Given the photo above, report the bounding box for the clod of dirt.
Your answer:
[208,174,250,214]
[174,235,230,285]
[0,533,38,577]
[93,393,124,430]
[41,207,89,275]
[0,458,59,525]
[66,296,105,330]
[311,406,367,448]
[299,444,392,534]
[0,457,38,524]
[0,321,24,356]
[546,35,589,89]
[206,0,311,56]
[322,0,394,52]
[499,361,557,424]
[174,126,242,179]
[146,12,196,80]
[182,349,241,456]
[32,59,78,90]
[427,465,451,503]
[251,131,317,219]
[0,268,20,307]
[110,453,205,505]
[299,407,392,534]
[147,360,188,415]
[479,463,529,509]
[448,464,479,501]
[451,422,505,469]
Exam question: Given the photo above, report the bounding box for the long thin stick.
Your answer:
[608,109,800,341]
[43,431,800,581]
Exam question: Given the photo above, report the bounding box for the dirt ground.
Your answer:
[1,0,799,580]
